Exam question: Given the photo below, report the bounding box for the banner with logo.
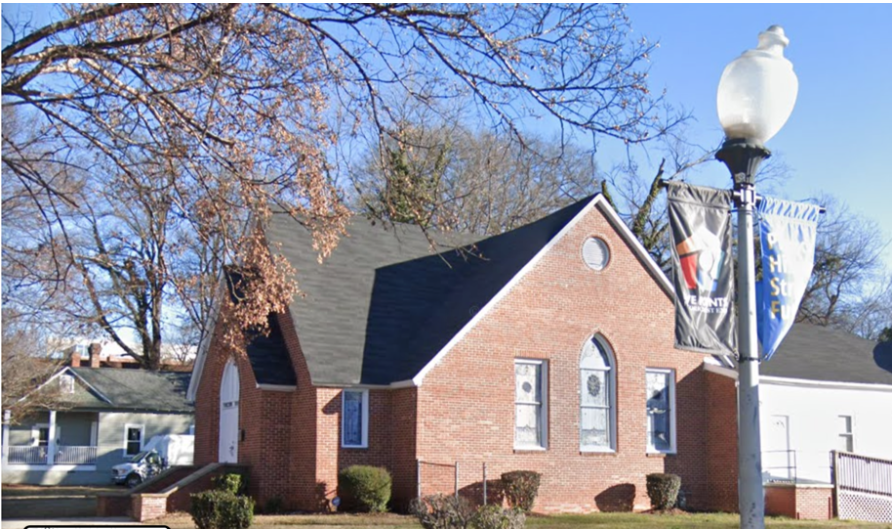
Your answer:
[667,182,737,355]
[757,197,821,360]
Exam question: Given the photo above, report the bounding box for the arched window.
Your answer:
[580,335,615,451]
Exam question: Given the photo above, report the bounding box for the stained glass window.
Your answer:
[514,360,546,448]
[342,390,367,448]
[646,369,675,453]
[580,336,614,451]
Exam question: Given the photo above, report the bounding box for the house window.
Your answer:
[341,389,369,448]
[580,336,614,451]
[32,425,50,446]
[646,369,676,453]
[123,424,144,456]
[59,374,74,394]
[838,415,854,453]
[515,359,547,450]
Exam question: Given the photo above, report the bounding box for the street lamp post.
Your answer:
[714,26,799,529]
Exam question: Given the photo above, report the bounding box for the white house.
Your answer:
[2,366,194,485]
[705,322,891,485]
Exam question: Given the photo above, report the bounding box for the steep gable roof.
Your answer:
[267,196,593,386]
[244,313,297,387]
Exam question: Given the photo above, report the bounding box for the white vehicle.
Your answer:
[112,434,194,488]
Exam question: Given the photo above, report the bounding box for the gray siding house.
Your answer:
[1,367,193,485]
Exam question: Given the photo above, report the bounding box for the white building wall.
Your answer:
[759,379,891,484]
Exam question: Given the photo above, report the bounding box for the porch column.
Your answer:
[47,410,57,466]
[2,410,10,468]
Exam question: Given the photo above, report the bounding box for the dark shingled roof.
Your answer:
[70,368,193,413]
[760,323,892,385]
[244,314,297,386]
[266,196,595,386]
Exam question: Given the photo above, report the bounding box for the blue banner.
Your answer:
[756,197,821,360]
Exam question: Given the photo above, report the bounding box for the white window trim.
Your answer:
[837,414,855,453]
[646,368,677,454]
[122,423,145,457]
[580,337,616,453]
[514,358,549,451]
[341,389,369,449]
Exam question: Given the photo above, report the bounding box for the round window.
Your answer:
[582,238,609,271]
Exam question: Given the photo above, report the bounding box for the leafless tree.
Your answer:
[351,115,596,237]
[797,194,891,339]
[3,4,684,356]
[1,309,69,424]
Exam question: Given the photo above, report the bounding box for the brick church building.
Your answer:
[187,194,740,513]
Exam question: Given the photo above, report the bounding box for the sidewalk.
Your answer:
[2,517,142,529]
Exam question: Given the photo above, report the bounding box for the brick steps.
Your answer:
[98,463,249,522]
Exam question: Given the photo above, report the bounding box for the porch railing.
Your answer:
[6,445,98,465]
[833,451,891,523]
[55,445,98,465]
[7,446,47,465]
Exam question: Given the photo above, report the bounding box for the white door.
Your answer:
[764,415,792,482]
[219,360,240,463]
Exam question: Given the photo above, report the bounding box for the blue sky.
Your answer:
[624,3,892,266]
[3,3,892,269]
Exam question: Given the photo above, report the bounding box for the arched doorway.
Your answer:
[219,359,240,463]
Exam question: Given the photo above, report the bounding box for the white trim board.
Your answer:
[701,357,892,392]
[256,383,296,392]
[19,367,112,405]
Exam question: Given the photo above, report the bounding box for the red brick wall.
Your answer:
[390,387,418,509]
[193,321,224,468]
[96,493,131,517]
[415,203,712,513]
[277,310,324,511]
[765,484,796,518]
[132,494,167,522]
[794,486,833,520]
[764,485,833,520]
[310,386,419,512]
[193,309,309,509]
[704,370,739,512]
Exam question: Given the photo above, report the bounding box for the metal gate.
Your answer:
[832,451,891,523]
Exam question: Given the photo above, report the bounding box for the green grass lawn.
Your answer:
[153,511,889,529]
[526,513,888,529]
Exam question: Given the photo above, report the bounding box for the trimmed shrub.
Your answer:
[500,471,542,513]
[645,473,681,511]
[337,465,392,513]
[190,490,254,529]
[408,494,475,529]
[470,504,526,529]
[213,473,247,495]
